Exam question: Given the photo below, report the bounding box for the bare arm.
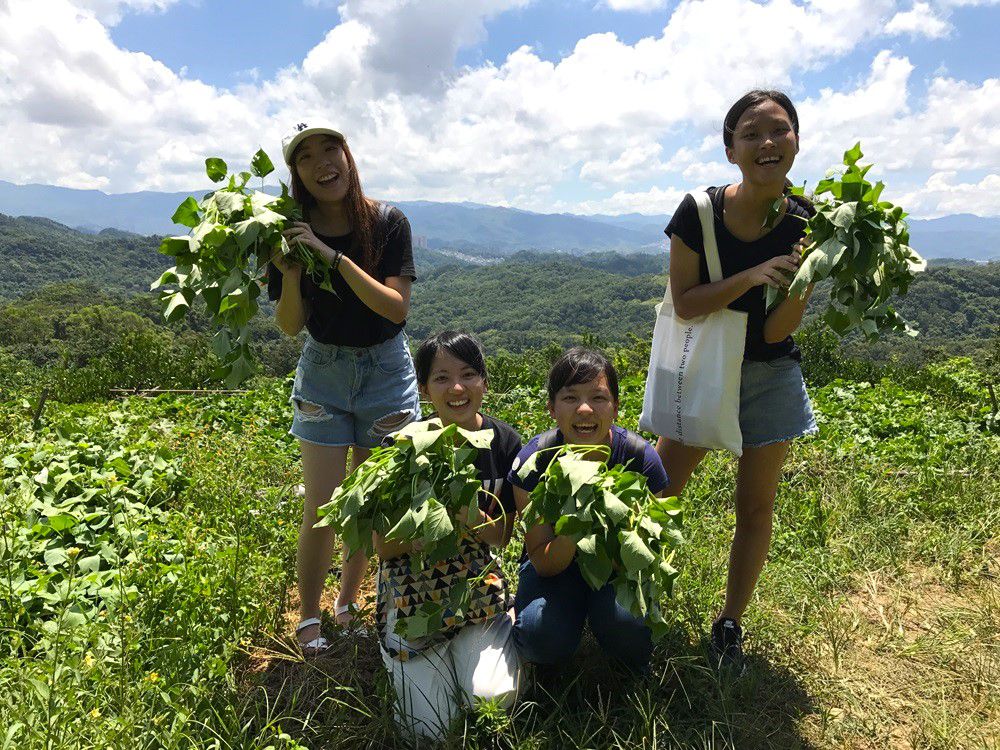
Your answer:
[273,263,308,337]
[283,222,412,325]
[515,485,576,577]
[669,234,799,320]
[338,260,412,325]
[459,502,514,548]
[763,283,814,343]
[373,532,412,560]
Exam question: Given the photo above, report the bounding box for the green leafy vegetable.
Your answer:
[766,143,927,339]
[151,149,337,386]
[315,418,499,639]
[519,445,684,640]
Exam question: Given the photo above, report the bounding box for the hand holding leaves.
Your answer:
[150,149,338,387]
[765,143,926,339]
[315,419,495,638]
[520,446,684,640]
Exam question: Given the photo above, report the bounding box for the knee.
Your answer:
[513,601,581,665]
[735,496,775,530]
[588,596,653,672]
[591,618,652,673]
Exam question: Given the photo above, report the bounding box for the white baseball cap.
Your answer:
[281,121,346,166]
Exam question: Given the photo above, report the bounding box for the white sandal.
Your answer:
[295,617,330,654]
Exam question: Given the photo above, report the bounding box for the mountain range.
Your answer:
[1,179,997,260]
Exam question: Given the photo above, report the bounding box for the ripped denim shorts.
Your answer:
[290,331,421,449]
[739,356,818,448]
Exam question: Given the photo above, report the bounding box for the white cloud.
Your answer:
[0,0,259,189]
[1,0,998,220]
[886,2,951,38]
[603,0,670,11]
[321,0,532,95]
[896,172,1000,217]
[574,185,689,216]
[72,0,181,25]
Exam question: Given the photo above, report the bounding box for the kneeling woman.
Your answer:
[375,331,523,740]
[510,347,669,674]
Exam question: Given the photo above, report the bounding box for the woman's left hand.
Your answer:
[282,222,337,264]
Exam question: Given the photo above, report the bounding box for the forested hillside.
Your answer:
[2,216,997,376]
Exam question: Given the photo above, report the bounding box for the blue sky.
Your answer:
[1,0,998,217]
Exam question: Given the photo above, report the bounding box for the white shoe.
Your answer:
[295,617,329,655]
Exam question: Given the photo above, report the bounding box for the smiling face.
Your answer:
[293,134,350,204]
[548,372,618,446]
[420,347,486,430]
[726,98,799,188]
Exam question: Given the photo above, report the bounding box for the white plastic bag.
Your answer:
[639,191,747,455]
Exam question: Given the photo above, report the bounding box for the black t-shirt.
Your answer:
[473,415,523,522]
[665,186,813,361]
[383,413,522,521]
[268,204,416,348]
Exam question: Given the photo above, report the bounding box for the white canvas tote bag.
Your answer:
[639,191,748,455]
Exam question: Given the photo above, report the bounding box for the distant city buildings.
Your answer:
[413,235,429,249]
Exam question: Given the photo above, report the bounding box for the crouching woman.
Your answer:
[510,347,669,674]
[375,331,523,741]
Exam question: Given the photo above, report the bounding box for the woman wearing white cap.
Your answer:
[270,122,421,653]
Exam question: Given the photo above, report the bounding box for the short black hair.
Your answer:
[723,89,800,149]
[546,347,619,403]
[414,330,488,386]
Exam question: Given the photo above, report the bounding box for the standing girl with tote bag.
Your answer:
[654,91,818,674]
[269,122,421,653]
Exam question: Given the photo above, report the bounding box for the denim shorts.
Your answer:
[290,332,421,449]
[740,356,818,448]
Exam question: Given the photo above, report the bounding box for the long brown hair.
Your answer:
[289,135,382,275]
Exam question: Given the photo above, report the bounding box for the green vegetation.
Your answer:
[153,152,329,386]
[316,418,492,640]
[519,446,684,639]
[1,326,997,748]
[768,144,927,338]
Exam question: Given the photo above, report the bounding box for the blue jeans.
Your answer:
[513,559,653,673]
[290,332,421,448]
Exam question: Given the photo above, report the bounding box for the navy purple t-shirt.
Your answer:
[508,424,669,495]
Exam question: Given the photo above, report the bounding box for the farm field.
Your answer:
[2,343,998,749]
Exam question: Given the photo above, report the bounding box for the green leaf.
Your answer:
[211,329,232,359]
[250,148,275,178]
[223,353,253,387]
[43,547,68,568]
[557,455,602,496]
[232,219,261,251]
[158,235,192,257]
[843,142,863,166]
[77,554,101,573]
[171,196,201,228]
[385,508,418,542]
[150,267,181,291]
[423,498,453,543]
[455,426,494,450]
[601,491,630,524]
[213,190,246,220]
[205,157,228,183]
[576,535,613,590]
[619,530,655,573]
[163,291,190,323]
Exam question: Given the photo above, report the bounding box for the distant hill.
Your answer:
[0,181,661,253]
[0,214,476,300]
[2,179,998,258]
[1,215,996,366]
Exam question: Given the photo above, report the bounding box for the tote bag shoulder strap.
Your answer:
[689,191,724,283]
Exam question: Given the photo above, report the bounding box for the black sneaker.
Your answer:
[710,617,746,676]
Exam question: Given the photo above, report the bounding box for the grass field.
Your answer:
[2,353,998,749]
